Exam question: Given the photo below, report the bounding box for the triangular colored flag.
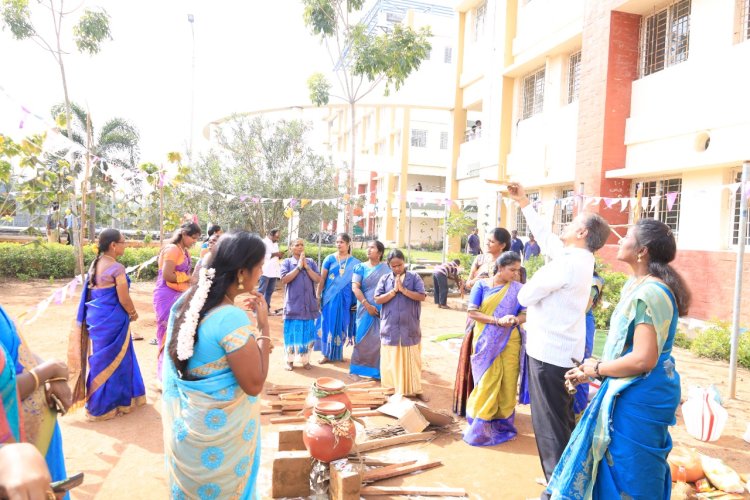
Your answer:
[650,195,660,212]
[619,198,629,212]
[641,196,649,212]
[603,198,616,209]
[239,195,248,202]
[301,199,310,208]
[665,192,678,211]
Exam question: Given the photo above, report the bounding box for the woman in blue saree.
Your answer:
[548,219,691,500]
[316,233,360,363]
[0,305,70,495]
[70,229,146,420]
[463,252,527,446]
[162,231,272,500]
[349,240,388,379]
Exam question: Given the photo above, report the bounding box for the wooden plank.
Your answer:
[270,409,385,424]
[359,486,466,496]
[261,408,283,415]
[346,380,377,389]
[363,461,442,483]
[355,432,436,453]
[361,461,417,481]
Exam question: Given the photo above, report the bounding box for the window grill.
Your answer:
[738,0,750,42]
[554,188,575,235]
[439,131,449,150]
[732,171,750,245]
[640,0,691,77]
[637,178,682,234]
[516,192,539,236]
[410,129,427,148]
[521,67,545,120]
[444,47,453,64]
[473,1,487,42]
[567,51,582,104]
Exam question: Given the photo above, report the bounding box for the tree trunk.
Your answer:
[348,101,356,234]
[159,180,164,245]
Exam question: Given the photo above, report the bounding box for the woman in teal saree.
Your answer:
[548,219,691,500]
[162,231,272,499]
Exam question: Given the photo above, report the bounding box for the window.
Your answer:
[444,47,453,64]
[554,188,575,235]
[440,131,449,150]
[567,51,582,104]
[638,178,682,233]
[473,2,487,42]
[410,129,427,148]
[521,67,545,119]
[640,0,691,77]
[732,171,750,244]
[737,0,750,42]
[386,12,403,24]
[516,192,539,236]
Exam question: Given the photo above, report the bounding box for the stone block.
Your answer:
[277,426,306,451]
[271,450,311,498]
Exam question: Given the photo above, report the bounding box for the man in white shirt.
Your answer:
[259,228,284,313]
[507,183,610,497]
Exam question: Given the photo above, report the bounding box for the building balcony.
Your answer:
[456,136,483,179]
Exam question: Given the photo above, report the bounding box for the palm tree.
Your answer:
[49,102,141,236]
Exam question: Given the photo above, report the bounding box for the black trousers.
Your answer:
[432,273,448,305]
[527,355,575,499]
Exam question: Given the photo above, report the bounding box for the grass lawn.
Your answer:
[593,329,608,358]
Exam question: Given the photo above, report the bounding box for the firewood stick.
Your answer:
[359,486,466,496]
[363,461,442,483]
[355,431,436,453]
[361,460,417,480]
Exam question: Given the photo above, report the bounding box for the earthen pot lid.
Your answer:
[314,401,346,415]
[315,377,345,391]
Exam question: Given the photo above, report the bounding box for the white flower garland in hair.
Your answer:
[176,267,216,361]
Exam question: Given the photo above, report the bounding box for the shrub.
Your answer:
[448,252,474,278]
[673,328,692,349]
[690,320,750,369]
[0,242,160,280]
[524,255,544,279]
[594,269,629,330]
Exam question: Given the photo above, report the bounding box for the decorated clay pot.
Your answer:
[303,377,352,417]
[303,401,356,463]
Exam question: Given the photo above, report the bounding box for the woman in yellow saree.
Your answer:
[463,252,527,446]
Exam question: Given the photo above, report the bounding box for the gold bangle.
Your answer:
[45,377,68,383]
[29,369,40,392]
[256,336,272,342]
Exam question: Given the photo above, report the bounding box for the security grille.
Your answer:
[638,178,682,234]
[474,1,487,41]
[554,188,575,235]
[568,51,581,104]
[516,191,539,236]
[732,171,750,244]
[440,131,448,150]
[522,67,545,119]
[641,0,691,77]
[410,129,427,148]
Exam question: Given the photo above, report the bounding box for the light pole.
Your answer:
[188,13,195,159]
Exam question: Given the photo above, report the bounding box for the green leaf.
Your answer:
[73,9,111,55]
[307,72,331,106]
[0,0,35,39]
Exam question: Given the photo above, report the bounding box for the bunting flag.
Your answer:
[603,198,616,209]
[619,198,629,212]
[650,195,661,212]
[641,196,649,212]
[301,199,311,208]
[665,192,678,211]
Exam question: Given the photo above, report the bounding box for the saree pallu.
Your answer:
[452,320,475,416]
[163,302,261,500]
[350,263,389,378]
[464,281,527,446]
[0,344,23,444]
[71,278,146,420]
[573,310,596,417]
[547,281,679,500]
[315,257,360,361]
[154,250,191,380]
[0,306,68,493]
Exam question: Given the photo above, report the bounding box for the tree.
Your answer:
[2,0,111,274]
[139,152,189,244]
[189,116,338,236]
[302,0,431,232]
[49,102,140,236]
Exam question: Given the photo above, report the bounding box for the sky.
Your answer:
[0,0,332,163]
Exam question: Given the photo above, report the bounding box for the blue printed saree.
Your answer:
[350,262,389,378]
[547,280,680,500]
[315,254,360,361]
[163,302,261,500]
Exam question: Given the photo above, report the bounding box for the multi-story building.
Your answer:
[451,0,750,322]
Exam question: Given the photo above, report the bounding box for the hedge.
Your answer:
[0,242,161,280]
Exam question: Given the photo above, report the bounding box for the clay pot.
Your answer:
[303,377,352,417]
[303,401,356,463]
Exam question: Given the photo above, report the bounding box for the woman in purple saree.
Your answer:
[463,252,528,446]
[152,222,201,380]
[70,229,145,420]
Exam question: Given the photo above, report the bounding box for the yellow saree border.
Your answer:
[86,395,146,422]
[86,326,131,399]
[471,283,508,349]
